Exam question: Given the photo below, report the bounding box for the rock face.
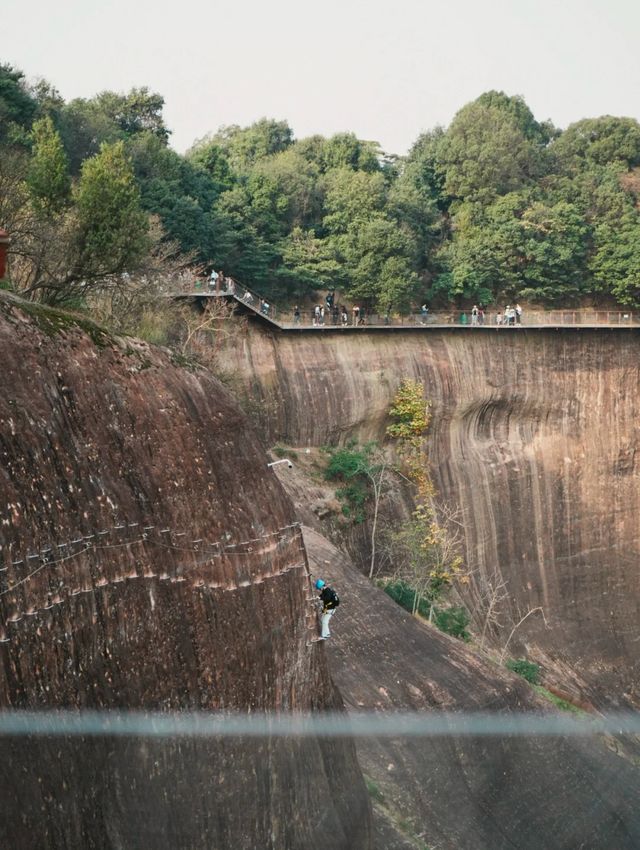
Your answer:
[301,526,640,850]
[231,324,640,707]
[0,294,371,849]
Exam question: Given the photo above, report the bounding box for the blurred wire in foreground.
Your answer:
[0,710,638,738]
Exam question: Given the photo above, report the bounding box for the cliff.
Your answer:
[0,293,372,849]
[232,323,640,708]
[300,526,640,850]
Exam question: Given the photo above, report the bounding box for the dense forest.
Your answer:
[2,62,640,311]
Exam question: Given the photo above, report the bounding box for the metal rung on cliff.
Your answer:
[169,282,640,332]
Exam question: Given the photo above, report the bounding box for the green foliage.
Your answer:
[6,60,640,309]
[75,141,149,276]
[438,94,548,203]
[211,119,293,171]
[27,116,70,213]
[57,87,169,175]
[533,685,585,714]
[272,445,298,460]
[551,116,640,172]
[387,379,430,440]
[384,579,432,618]
[0,64,37,143]
[383,581,470,641]
[92,87,169,142]
[363,775,385,803]
[324,443,379,523]
[436,192,590,304]
[506,658,541,684]
[432,606,471,641]
[186,140,234,192]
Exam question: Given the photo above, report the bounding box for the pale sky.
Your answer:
[5,0,640,155]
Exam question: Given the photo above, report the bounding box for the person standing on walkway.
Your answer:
[293,305,301,325]
[315,579,340,639]
[471,305,479,326]
[515,303,523,325]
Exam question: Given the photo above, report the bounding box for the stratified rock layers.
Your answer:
[236,325,640,706]
[0,295,371,850]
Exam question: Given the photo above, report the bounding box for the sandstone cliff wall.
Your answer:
[0,294,371,850]
[233,324,640,706]
[301,526,640,850]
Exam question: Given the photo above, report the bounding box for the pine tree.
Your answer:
[27,116,70,213]
[75,140,149,276]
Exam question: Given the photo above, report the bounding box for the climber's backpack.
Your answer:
[323,587,340,609]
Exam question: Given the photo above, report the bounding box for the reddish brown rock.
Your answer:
[230,324,640,707]
[0,294,371,849]
[302,527,640,850]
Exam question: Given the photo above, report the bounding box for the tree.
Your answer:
[58,98,122,173]
[0,64,37,143]
[212,119,293,171]
[383,507,463,616]
[384,380,464,604]
[58,88,169,175]
[93,88,169,142]
[406,127,448,211]
[323,443,389,577]
[435,191,590,305]
[319,133,381,173]
[438,94,549,203]
[253,147,322,229]
[279,227,341,294]
[186,139,234,192]
[475,91,555,145]
[321,167,422,309]
[551,116,640,173]
[74,140,150,279]
[27,116,70,213]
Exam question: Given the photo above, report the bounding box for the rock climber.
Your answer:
[315,579,340,639]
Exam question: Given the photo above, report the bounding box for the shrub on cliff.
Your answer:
[383,579,471,641]
[324,443,382,524]
[506,658,540,684]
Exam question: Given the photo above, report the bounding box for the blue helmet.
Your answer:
[315,579,325,590]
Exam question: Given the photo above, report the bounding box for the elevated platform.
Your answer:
[169,292,640,333]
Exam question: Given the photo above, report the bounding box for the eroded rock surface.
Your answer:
[233,325,640,707]
[302,526,640,850]
[0,294,371,850]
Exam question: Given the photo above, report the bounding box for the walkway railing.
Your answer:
[184,278,280,322]
[173,281,639,329]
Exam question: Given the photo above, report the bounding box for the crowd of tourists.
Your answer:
[292,292,369,327]
[463,304,524,326]
[192,274,530,328]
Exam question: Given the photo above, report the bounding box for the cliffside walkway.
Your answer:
[170,285,640,332]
